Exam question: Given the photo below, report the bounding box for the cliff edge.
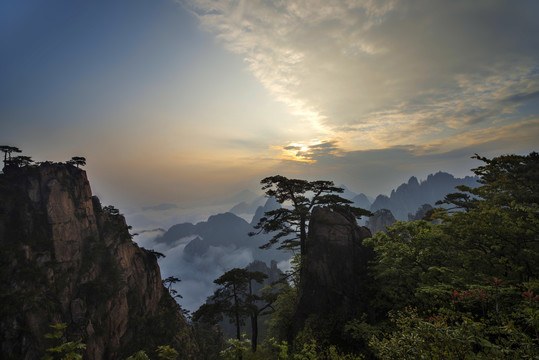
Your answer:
[0,163,197,359]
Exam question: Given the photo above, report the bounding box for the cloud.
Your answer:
[268,118,539,195]
[183,0,539,151]
[501,89,539,105]
[279,139,342,162]
[147,236,257,311]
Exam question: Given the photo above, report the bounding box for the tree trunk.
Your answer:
[251,314,258,352]
[233,285,241,341]
[233,284,242,360]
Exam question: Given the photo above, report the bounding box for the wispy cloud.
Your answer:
[278,139,342,162]
[183,0,539,153]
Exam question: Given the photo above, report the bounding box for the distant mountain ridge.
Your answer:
[156,212,252,248]
[229,196,266,217]
[369,171,478,221]
[352,193,371,211]
[154,198,289,264]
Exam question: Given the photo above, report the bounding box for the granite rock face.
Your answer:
[294,207,374,337]
[0,163,197,359]
[366,208,397,234]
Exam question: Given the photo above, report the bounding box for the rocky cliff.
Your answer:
[0,163,197,359]
[294,207,373,344]
[366,208,397,234]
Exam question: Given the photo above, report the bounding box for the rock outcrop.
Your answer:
[294,207,373,342]
[0,163,197,359]
[366,208,397,234]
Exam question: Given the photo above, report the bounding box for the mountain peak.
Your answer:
[408,176,419,186]
[370,171,478,220]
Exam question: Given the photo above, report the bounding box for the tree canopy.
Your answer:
[193,268,276,353]
[7,155,33,168]
[250,175,371,256]
[0,145,21,162]
[0,145,22,169]
[69,156,86,168]
[433,152,539,282]
[365,152,539,358]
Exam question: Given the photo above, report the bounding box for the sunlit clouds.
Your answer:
[279,140,343,163]
[184,0,539,155]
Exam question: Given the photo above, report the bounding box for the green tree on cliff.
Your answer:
[250,175,371,257]
[0,145,22,167]
[8,155,33,167]
[69,156,86,168]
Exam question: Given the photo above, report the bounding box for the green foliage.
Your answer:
[265,338,290,359]
[364,220,457,316]
[265,256,299,345]
[192,321,225,360]
[250,175,371,255]
[362,152,539,359]
[469,152,539,205]
[434,152,539,282]
[7,155,33,167]
[162,275,182,300]
[68,157,86,168]
[344,314,380,352]
[194,267,271,352]
[218,335,364,360]
[125,346,178,360]
[42,323,182,360]
[267,282,297,343]
[126,351,150,360]
[0,145,22,166]
[220,334,251,360]
[293,332,364,360]
[369,306,539,359]
[42,323,86,360]
[219,335,288,360]
[156,345,179,360]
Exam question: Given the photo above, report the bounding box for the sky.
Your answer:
[2,0,539,213]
